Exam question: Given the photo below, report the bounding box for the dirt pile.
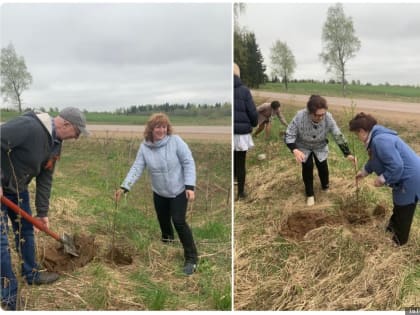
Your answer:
[280,210,344,240]
[105,246,133,265]
[280,204,379,241]
[40,233,97,272]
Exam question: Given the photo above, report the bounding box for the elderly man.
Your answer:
[1,107,89,310]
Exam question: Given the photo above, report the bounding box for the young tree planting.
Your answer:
[1,43,33,112]
[270,40,296,90]
[320,3,361,96]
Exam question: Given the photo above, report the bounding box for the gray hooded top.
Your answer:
[121,135,195,198]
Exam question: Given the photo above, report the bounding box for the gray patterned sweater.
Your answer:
[285,109,351,162]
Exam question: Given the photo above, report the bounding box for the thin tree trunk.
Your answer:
[17,93,22,113]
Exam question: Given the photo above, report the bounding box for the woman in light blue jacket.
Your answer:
[350,112,420,245]
[115,113,198,275]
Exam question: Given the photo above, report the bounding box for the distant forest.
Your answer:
[114,102,231,117]
[1,102,231,117]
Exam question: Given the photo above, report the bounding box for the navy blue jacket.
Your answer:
[234,75,258,134]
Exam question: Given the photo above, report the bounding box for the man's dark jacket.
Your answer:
[1,111,61,217]
[234,75,258,134]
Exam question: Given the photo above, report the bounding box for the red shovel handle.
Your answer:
[1,195,61,241]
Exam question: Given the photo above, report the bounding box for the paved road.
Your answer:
[252,90,420,114]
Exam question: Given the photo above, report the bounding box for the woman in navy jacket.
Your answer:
[233,63,258,200]
[350,112,420,245]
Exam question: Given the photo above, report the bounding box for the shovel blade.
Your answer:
[61,233,79,257]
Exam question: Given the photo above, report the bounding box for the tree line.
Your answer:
[115,102,231,117]
[234,3,361,96]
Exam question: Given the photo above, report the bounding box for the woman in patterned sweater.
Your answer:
[285,95,356,206]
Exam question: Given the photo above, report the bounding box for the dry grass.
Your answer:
[6,136,231,311]
[234,103,420,310]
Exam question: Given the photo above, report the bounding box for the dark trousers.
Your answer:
[1,191,41,310]
[302,152,329,197]
[153,191,198,263]
[387,202,417,246]
[234,150,247,196]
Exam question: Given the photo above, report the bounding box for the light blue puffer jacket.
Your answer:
[121,135,196,198]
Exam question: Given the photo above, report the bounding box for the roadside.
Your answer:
[84,125,231,142]
[252,90,420,126]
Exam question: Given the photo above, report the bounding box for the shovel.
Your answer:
[1,196,79,257]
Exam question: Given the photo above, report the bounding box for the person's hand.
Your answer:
[0,186,2,198]
[186,189,195,201]
[347,154,357,166]
[355,171,365,182]
[374,177,385,187]
[115,188,125,202]
[292,149,305,163]
[34,216,49,233]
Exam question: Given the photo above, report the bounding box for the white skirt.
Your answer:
[234,134,254,151]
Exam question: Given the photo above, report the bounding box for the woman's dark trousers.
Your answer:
[387,202,417,246]
[153,191,198,263]
[302,152,329,197]
[234,150,247,197]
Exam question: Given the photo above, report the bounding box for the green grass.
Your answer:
[19,136,231,310]
[79,263,113,309]
[0,109,231,125]
[259,82,420,103]
[194,221,230,241]
[130,271,173,310]
[400,263,420,301]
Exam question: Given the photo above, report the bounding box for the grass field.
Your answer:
[0,109,231,126]
[234,96,420,310]
[260,82,420,103]
[10,137,231,310]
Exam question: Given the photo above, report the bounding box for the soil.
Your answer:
[280,210,344,241]
[39,233,134,271]
[372,204,386,218]
[105,246,133,265]
[280,204,378,241]
[40,234,97,272]
[340,202,371,225]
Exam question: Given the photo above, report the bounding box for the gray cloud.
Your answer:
[1,3,232,111]
[238,3,420,86]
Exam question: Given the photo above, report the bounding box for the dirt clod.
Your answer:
[40,233,96,272]
[280,203,379,241]
[105,246,133,265]
[342,206,371,224]
[373,204,386,218]
[280,210,344,240]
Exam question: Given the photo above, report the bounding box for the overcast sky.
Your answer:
[1,3,232,111]
[237,3,420,86]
